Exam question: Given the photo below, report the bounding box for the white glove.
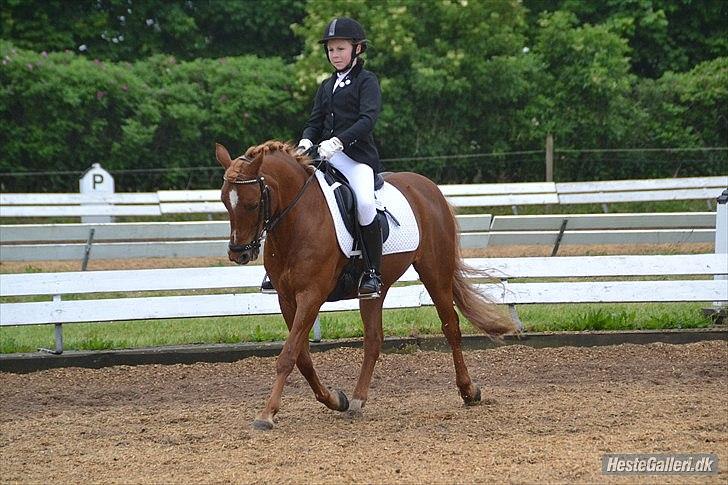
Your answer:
[296,138,313,154]
[318,137,343,160]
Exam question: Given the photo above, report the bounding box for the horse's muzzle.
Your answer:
[228,247,259,265]
[228,244,259,265]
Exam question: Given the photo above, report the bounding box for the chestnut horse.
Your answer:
[216,141,516,430]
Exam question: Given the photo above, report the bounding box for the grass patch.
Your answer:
[521,303,713,332]
[0,302,714,354]
[0,314,290,354]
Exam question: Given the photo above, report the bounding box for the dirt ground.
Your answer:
[1,341,726,484]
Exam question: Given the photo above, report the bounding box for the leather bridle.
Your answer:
[223,155,319,255]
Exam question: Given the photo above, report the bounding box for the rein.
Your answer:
[224,155,320,253]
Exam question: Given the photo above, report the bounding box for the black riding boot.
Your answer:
[260,273,276,294]
[358,218,382,299]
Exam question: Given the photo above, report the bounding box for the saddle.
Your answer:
[318,161,399,302]
[319,161,394,249]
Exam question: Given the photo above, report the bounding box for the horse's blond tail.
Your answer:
[452,259,517,338]
[449,207,517,338]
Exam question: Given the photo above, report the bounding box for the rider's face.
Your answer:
[327,39,359,70]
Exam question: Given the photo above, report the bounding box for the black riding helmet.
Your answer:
[320,17,367,72]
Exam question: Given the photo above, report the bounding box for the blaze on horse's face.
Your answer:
[216,143,264,265]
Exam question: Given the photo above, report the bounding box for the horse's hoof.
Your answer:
[344,398,364,418]
[345,408,364,419]
[463,386,482,406]
[251,418,274,431]
[334,389,349,412]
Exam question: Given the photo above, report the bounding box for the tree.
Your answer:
[0,42,302,191]
[294,0,539,182]
[0,0,306,62]
[528,11,637,145]
[523,0,728,78]
[649,57,728,147]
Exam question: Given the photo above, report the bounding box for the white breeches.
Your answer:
[329,151,376,225]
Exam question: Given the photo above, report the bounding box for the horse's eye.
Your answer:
[245,203,259,211]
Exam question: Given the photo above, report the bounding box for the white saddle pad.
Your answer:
[314,170,420,257]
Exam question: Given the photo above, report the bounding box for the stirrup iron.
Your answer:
[260,274,277,294]
[357,270,381,299]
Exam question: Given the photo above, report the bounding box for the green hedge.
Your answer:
[1,39,725,192]
[0,42,302,191]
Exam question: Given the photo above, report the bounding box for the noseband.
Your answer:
[224,156,319,254]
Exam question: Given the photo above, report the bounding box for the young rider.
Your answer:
[262,17,383,299]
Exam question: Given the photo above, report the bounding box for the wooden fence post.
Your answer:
[545,134,554,212]
[545,134,554,182]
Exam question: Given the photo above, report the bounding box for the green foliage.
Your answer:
[0,0,306,61]
[652,57,728,147]
[295,0,541,182]
[0,1,726,189]
[129,54,302,187]
[529,11,636,148]
[618,57,728,179]
[513,9,724,181]
[291,1,724,183]
[0,0,104,54]
[0,41,302,191]
[524,0,728,78]
[0,41,155,188]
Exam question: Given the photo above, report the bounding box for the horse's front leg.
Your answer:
[280,296,349,412]
[252,291,340,430]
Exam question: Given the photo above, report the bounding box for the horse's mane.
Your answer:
[244,140,313,168]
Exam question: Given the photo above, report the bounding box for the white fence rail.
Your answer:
[2,190,725,355]
[2,254,726,354]
[2,176,725,218]
[0,212,716,261]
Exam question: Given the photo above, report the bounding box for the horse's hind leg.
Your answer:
[414,261,481,405]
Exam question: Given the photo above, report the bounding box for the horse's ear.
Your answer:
[215,143,232,169]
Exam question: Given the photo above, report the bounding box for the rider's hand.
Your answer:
[296,139,313,154]
[318,137,343,160]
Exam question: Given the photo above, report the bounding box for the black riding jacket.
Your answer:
[301,60,382,173]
